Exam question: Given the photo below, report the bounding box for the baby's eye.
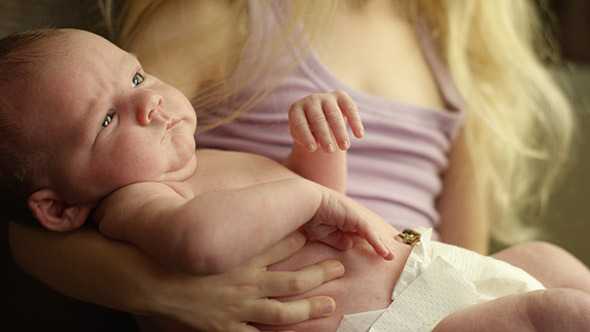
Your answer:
[101,113,114,129]
[132,72,145,87]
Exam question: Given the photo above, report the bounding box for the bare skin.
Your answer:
[5,1,585,331]
[154,149,416,332]
[124,0,489,254]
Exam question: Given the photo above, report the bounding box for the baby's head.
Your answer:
[0,29,197,231]
[0,29,65,227]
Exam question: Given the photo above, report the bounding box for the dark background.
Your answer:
[1,0,589,331]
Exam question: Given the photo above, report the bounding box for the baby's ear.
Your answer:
[28,189,91,232]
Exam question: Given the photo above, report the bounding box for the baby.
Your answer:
[0,28,392,275]
[1,29,589,332]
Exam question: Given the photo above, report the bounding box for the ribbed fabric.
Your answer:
[197,2,465,237]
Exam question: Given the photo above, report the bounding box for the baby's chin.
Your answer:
[160,152,198,182]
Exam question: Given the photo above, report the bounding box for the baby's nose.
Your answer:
[136,92,163,125]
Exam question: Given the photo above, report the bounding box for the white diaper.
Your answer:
[337,229,545,332]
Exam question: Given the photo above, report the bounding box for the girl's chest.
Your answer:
[311,3,445,111]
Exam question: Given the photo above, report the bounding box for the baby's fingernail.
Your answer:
[326,143,335,153]
[307,143,316,152]
[322,299,336,315]
[386,250,395,260]
[386,245,395,260]
[340,139,350,150]
[356,128,365,137]
[333,262,345,277]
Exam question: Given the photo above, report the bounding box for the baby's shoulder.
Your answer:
[93,181,183,226]
[194,149,298,188]
[196,148,279,165]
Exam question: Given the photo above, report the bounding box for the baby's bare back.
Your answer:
[193,149,412,331]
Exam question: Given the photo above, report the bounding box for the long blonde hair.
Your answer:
[414,0,573,244]
[102,0,573,245]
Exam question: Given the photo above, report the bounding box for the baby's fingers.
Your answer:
[360,228,394,260]
[289,105,318,152]
[335,90,364,138]
[303,101,338,153]
[322,93,352,151]
[317,232,354,251]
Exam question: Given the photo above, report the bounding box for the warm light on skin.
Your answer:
[26,29,198,207]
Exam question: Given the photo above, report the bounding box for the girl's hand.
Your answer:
[152,231,345,332]
[288,90,364,154]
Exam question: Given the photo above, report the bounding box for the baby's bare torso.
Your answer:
[181,149,412,331]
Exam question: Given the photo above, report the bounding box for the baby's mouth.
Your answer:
[166,119,180,130]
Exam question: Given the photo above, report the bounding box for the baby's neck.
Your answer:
[158,152,199,183]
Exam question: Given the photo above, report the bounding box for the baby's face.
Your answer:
[29,30,197,204]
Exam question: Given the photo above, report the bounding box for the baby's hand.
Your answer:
[289,90,364,153]
[303,191,394,261]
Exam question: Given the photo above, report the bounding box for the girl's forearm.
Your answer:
[8,221,345,330]
[8,221,159,315]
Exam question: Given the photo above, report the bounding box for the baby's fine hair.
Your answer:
[0,29,64,225]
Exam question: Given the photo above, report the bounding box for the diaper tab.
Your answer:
[369,257,478,332]
[396,228,422,245]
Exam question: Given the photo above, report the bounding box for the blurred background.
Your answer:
[533,0,590,267]
[0,0,589,331]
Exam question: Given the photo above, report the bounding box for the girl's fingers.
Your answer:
[230,323,262,332]
[259,259,345,297]
[246,296,336,326]
[251,231,308,267]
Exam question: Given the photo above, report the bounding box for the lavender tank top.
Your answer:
[196,3,465,238]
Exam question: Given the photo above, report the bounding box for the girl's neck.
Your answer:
[311,0,445,110]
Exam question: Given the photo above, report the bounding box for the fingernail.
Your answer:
[356,128,364,137]
[322,299,336,315]
[387,244,395,260]
[386,250,395,260]
[340,139,350,150]
[326,143,335,153]
[307,143,316,152]
[333,263,345,277]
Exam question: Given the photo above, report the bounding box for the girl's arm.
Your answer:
[9,222,344,331]
[283,91,364,193]
[436,131,489,254]
[97,178,391,275]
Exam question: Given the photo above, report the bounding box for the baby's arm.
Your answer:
[283,91,364,193]
[94,178,391,275]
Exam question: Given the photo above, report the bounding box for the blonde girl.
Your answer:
[9,0,575,330]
